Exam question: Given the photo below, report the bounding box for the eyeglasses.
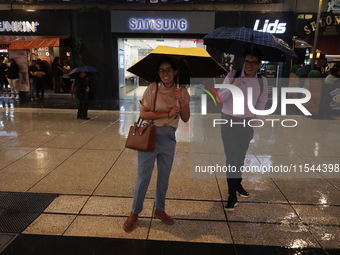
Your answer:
[244,60,259,66]
[158,68,173,74]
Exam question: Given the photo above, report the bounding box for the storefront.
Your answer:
[0,11,71,94]
[294,12,340,115]
[110,10,215,100]
[295,12,340,71]
[215,11,296,100]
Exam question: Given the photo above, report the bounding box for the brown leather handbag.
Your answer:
[125,84,158,152]
[125,117,157,151]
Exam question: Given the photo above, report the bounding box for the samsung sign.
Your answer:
[253,19,286,34]
[111,11,214,34]
[129,18,187,31]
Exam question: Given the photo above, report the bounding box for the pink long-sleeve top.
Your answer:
[218,69,269,119]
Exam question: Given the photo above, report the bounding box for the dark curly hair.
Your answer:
[155,57,178,83]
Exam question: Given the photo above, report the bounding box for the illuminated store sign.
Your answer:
[0,21,39,33]
[302,14,340,35]
[129,18,187,31]
[253,19,286,34]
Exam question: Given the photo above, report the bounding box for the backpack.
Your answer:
[231,70,264,96]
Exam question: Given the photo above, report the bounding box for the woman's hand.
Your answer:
[86,86,90,92]
[169,106,181,117]
[174,88,183,103]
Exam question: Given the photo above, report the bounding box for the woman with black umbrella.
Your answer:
[68,66,99,120]
[75,72,90,120]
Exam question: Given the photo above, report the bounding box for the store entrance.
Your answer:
[0,35,70,99]
[118,38,205,100]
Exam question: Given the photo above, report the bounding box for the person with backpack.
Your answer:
[218,48,268,211]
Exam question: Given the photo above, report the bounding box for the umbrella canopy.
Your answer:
[69,66,99,77]
[204,27,297,62]
[127,46,227,84]
[296,65,311,77]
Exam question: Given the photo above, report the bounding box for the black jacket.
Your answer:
[76,76,89,94]
[6,64,19,79]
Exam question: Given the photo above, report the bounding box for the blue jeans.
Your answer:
[29,78,35,98]
[132,126,176,214]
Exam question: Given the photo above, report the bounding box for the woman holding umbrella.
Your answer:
[124,57,190,232]
[75,72,90,120]
[69,66,99,120]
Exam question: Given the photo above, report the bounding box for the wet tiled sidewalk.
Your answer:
[0,106,339,254]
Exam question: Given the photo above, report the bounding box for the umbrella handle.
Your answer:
[174,75,179,119]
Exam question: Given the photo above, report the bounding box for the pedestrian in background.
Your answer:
[28,60,38,100]
[324,66,339,84]
[35,62,45,99]
[123,57,190,232]
[6,58,20,100]
[75,72,90,120]
[51,57,64,93]
[37,58,52,91]
[62,60,71,93]
[0,57,9,99]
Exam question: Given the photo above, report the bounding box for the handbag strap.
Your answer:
[136,83,159,127]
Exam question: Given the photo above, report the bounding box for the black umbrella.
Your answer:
[204,27,297,62]
[296,65,311,77]
[127,46,227,84]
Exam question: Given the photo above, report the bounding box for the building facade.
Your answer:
[0,0,335,109]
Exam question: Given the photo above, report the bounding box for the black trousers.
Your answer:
[36,78,44,98]
[221,116,254,198]
[77,92,89,119]
[53,75,62,93]
[62,78,70,92]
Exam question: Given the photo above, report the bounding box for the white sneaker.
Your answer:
[15,95,20,99]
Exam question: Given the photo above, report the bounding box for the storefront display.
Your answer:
[0,11,72,94]
[295,12,340,55]
[111,10,215,99]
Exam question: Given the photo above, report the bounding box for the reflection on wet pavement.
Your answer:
[0,102,339,254]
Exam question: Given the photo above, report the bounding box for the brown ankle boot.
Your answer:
[123,212,138,231]
[154,209,174,225]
